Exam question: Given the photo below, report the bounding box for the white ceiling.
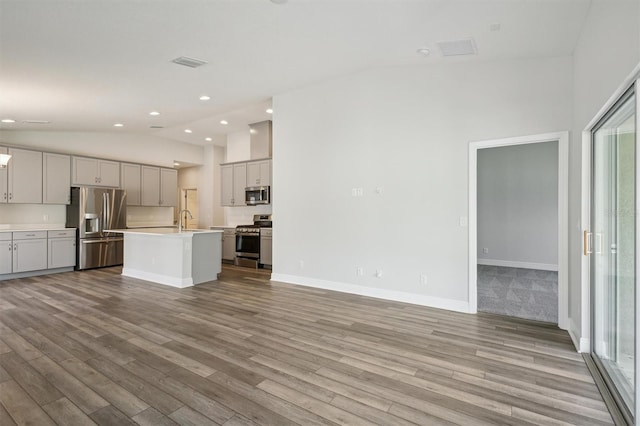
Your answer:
[0,0,591,147]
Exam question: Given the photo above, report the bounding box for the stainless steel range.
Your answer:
[235,214,272,268]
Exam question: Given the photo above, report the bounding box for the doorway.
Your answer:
[476,141,559,323]
[181,188,198,229]
[468,132,569,330]
[588,85,636,423]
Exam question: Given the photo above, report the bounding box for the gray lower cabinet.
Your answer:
[12,231,47,273]
[0,233,11,274]
[48,230,76,269]
[260,228,272,266]
[211,227,236,261]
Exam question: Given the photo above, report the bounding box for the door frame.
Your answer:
[581,63,640,423]
[468,131,569,330]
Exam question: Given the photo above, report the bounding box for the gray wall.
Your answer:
[477,142,559,268]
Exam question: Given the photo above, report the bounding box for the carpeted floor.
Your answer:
[477,265,558,323]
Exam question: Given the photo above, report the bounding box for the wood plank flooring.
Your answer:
[0,265,612,425]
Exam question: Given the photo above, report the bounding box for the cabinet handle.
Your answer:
[8,243,11,251]
[95,177,98,183]
[14,244,17,251]
[8,193,12,200]
[3,192,6,200]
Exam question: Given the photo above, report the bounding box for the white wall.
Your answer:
[569,0,640,347]
[477,141,558,269]
[198,145,226,227]
[226,130,251,163]
[272,57,572,310]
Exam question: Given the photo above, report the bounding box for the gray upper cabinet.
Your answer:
[0,147,7,203]
[8,148,42,204]
[121,163,141,206]
[141,166,177,207]
[141,166,161,206]
[246,159,271,187]
[72,156,120,187]
[43,152,71,204]
[160,168,178,207]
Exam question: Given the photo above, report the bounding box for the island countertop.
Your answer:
[110,228,223,236]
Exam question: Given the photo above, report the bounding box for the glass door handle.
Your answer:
[584,230,592,255]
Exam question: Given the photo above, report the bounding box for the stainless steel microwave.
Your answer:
[245,186,270,205]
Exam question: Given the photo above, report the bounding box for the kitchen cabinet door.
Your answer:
[13,239,47,273]
[160,168,178,207]
[233,163,247,207]
[223,229,236,261]
[141,166,161,206]
[43,152,71,204]
[121,163,141,206]
[48,237,76,269]
[221,165,234,206]
[0,234,11,274]
[72,156,120,187]
[0,147,7,203]
[72,156,98,185]
[98,160,120,187]
[8,148,42,204]
[247,160,270,187]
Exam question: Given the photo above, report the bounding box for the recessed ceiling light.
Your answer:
[416,48,431,57]
[184,129,192,133]
[149,111,160,116]
[205,137,212,142]
[1,119,16,123]
[220,120,228,125]
[266,108,273,114]
[114,123,124,127]
[199,95,211,101]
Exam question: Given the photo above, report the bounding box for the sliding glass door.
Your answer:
[591,86,636,422]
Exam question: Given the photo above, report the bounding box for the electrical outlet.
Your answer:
[356,267,364,276]
[356,188,364,197]
[43,214,49,222]
[375,270,383,278]
[420,274,428,285]
[459,216,468,227]
[351,188,358,197]
[482,248,489,254]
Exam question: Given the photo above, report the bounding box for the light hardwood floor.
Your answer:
[0,265,612,425]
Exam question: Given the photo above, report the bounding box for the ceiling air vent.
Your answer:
[22,120,50,124]
[437,38,477,57]
[149,125,164,129]
[171,56,207,68]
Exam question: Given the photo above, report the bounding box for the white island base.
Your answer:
[114,229,223,288]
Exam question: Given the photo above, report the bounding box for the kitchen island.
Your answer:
[110,228,223,288]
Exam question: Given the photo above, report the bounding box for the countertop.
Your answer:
[0,224,74,232]
[110,228,223,236]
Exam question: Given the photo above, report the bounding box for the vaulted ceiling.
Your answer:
[0,0,592,146]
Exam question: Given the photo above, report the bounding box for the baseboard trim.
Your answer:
[477,259,558,271]
[0,267,74,281]
[122,268,194,288]
[569,318,590,353]
[270,273,470,314]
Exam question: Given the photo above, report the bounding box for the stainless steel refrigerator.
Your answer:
[66,187,127,270]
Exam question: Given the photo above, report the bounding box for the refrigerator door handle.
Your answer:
[81,238,124,244]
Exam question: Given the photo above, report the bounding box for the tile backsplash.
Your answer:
[224,205,272,227]
[0,204,66,226]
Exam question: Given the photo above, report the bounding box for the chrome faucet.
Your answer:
[178,209,193,232]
